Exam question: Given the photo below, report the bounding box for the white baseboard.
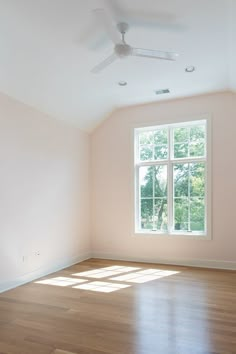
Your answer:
[0,253,91,294]
[92,253,236,271]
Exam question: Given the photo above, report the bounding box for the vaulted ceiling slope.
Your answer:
[0,0,235,132]
[229,0,236,89]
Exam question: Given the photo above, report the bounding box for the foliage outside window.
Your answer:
[135,120,208,236]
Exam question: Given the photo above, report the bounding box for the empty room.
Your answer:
[0,0,235,353]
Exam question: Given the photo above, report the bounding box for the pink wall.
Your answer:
[91,92,236,266]
[1,90,235,290]
[0,93,90,291]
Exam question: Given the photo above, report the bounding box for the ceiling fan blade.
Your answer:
[132,48,178,61]
[93,8,121,45]
[91,53,117,74]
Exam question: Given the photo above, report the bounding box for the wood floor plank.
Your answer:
[0,259,235,354]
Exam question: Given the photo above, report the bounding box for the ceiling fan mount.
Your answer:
[116,22,129,36]
[91,9,179,74]
[114,23,132,58]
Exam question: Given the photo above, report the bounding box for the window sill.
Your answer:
[133,231,211,240]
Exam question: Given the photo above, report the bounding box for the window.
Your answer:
[134,119,210,237]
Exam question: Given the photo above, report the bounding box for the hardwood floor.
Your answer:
[0,259,235,354]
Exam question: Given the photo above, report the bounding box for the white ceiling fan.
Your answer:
[91,8,179,74]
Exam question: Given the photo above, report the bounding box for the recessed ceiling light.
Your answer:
[118,81,127,86]
[155,89,170,95]
[185,66,195,73]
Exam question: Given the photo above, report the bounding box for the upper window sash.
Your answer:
[135,121,207,164]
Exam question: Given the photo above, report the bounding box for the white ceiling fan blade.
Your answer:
[93,8,121,45]
[132,48,178,61]
[91,53,117,74]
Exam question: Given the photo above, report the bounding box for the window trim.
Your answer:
[132,115,212,240]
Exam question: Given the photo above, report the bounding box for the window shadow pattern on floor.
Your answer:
[35,265,179,293]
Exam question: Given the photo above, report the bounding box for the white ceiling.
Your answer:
[0,0,235,132]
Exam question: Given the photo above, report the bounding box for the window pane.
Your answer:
[140,199,153,230]
[140,165,168,199]
[174,143,188,158]
[190,141,205,157]
[154,145,168,160]
[154,129,168,160]
[138,129,168,161]
[174,163,189,197]
[190,163,205,197]
[154,165,167,198]
[190,125,205,142]
[154,199,168,231]
[190,125,205,157]
[190,198,205,231]
[140,166,153,198]
[140,145,152,161]
[173,124,206,159]
[153,129,168,144]
[139,131,153,145]
[174,198,188,231]
[174,162,205,232]
[174,127,189,143]
[139,165,168,231]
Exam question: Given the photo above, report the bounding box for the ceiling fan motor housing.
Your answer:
[115,43,132,58]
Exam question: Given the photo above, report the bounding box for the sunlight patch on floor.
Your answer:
[73,281,130,293]
[72,266,140,278]
[137,269,179,276]
[110,269,180,283]
[35,266,180,292]
[35,277,87,287]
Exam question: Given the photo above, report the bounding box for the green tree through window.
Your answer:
[135,121,207,235]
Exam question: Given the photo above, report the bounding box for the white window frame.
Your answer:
[133,117,212,240]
